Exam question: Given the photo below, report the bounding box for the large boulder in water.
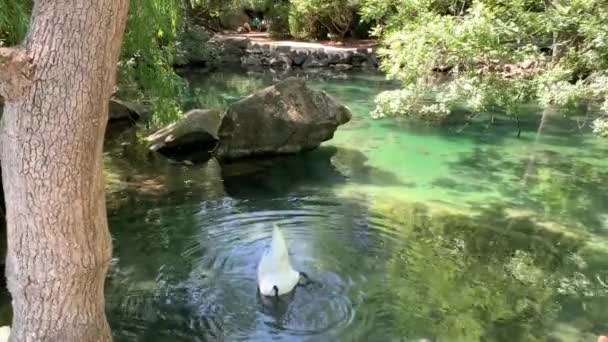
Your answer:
[215,77,352,159]
[145,78,352,162]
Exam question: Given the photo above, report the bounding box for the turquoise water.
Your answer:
[103,70,608,341]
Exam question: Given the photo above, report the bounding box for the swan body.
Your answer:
[0,326,10,342]
[257,225,300,297]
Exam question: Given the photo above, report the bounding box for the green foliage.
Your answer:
[289,0,360,39]
[592,117,608,137]
[174,24,214,66]
[266,2,291,38]
[119,0,186,128]
[189,0,273,26]
[0,0,31,46]
[0,0,188,128]
[364,0,608,130]
[371,87,451,121]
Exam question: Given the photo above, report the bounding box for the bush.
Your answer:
[592,117,608,137]
[289,0,360,40]
[288,9,328,40]
[372,88,456,123]
[0,0,31,46]
[266,2,291,38]
[174,24,215,66]
[362,0,608,131]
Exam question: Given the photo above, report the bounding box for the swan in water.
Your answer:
[0,326,9,342]
[257,224,309,297]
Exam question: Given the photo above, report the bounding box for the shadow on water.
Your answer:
[221,146,407,199]
[440,140,608,233]
[353,201,608,342]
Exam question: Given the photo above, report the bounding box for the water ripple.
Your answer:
[108,195,406,341]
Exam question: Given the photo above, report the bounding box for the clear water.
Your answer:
[102,70,608,341]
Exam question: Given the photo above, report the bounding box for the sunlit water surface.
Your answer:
[95,70,608,341]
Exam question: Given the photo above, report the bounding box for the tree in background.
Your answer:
[290,0,360,40]
[0,0,30,47]
[118,0,187,127]
[0,0,128,340]
[362,0,608,133]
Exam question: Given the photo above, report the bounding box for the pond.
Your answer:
[102,69,608,341]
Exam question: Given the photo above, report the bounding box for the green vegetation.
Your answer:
[289,0,360,40]
[361,0,608,135]
[188,0,368,40]
[3,0,608,135]
[0,0,30,46]
[0,0,188,127]
[118,0,186,127]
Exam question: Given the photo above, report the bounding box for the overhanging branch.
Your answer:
[0,47,34,101]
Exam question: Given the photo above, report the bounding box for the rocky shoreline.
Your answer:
[178,35,379,72]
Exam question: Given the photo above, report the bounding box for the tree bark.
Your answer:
[0,1,129,341]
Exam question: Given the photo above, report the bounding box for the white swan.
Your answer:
[0,326,10,342]
[257,224,301,297]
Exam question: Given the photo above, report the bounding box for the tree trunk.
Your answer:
[0,1,129,341]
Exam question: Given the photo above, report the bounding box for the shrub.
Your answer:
[361,0,608,133]
[289,0,360,40]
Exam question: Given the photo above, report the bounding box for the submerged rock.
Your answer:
[146,109,223,161]
[331,63,353,71]
[215,77,352,159]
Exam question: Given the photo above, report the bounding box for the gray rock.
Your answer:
[109,99,146,122]
[146,109,223,157]
[313,51,328,60]
[326,52,342,65]
[291,51,308,66]
[302,56,329,68]
[361,61,375,70]
[245,47,264,54]
[207,37,250,66]
[210,36,250,50]
[339,51,354,64]
[351,52,368,66]
[331,63,353,71]
[216,77,352,159]
[269,54,292,69]
[274,45,292,54]
[241,55,263,67]
[368,53,379,68]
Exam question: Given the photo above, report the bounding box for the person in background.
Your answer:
[599,335,608,342]
[252,17,261,31]
[238,22,251,34]
[259,18,269,32]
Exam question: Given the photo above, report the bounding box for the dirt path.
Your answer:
[217,32,377,52]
